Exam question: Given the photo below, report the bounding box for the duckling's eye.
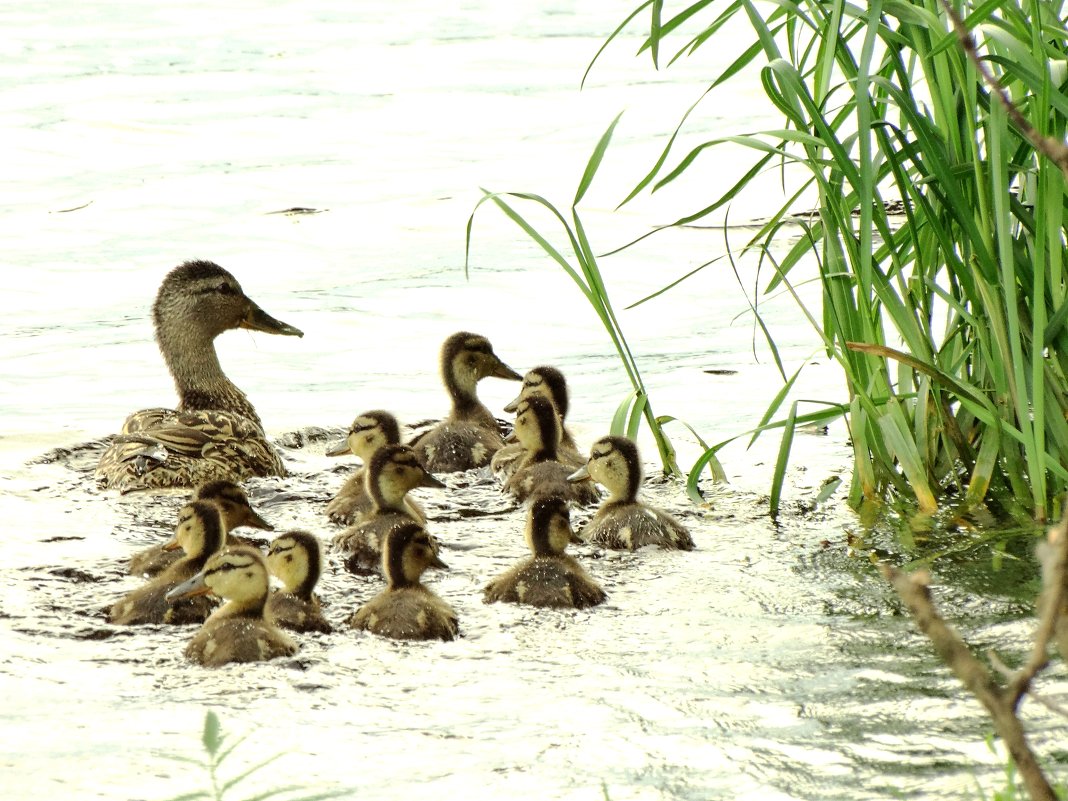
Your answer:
[215,282,237,295]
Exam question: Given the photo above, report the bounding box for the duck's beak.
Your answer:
[491,360,523,382]
[325,439,353,457]
[420,472,447,489]
[428,553,449,570]
[502,393,522,413]
[241,507,273,531]
[166,571,212,602]
[567,465,590,482]
[162,536,182,552]
[241,303,304,338]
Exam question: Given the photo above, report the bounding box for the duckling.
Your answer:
[265,530,332,634]
[492,365,583,478]
[168,546,298,667]
[333,444,445,574]
[408,331,522,472]
[128,478,273,576]
[484,496,606,608]
[348,522,458,641]
[96,260,303,493]
[107,500,225,625]
[503,395,600,506]
[325,410,424,526]
[568,435,694,551]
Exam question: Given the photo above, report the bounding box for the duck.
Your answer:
[96,260,303,493]
[483,495,606,608]
[107,500,226,625]
[348,522,458,641]
[503,395,600,506]
[167,545,298,667]
[128,478,273,577]
[408,331,522,472]
[324,410,424,526]
[568,435,695,551]
[332,444,445,574]
[492,365,582,478]
[265,530,332,634]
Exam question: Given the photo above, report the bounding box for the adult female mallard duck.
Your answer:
[167,546,298,667]
[408,331,522,473]
[324,410,424,526]
[483,495,606,608]
[107,500,225,625]
[568,435,695,551]
[333,444,444,574]
[128,479,273,576]
[96,260,303,493]
[492,365,582,478]
[266,530,332,634]
[348,522,458,641]
[503,395,600,506]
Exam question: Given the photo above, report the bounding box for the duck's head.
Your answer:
[512,394,561,458]
[367,444,446,508]
[504,365,570,418]
[163,500,226,560]
[568,435,640,502]
[153,261,304,346]
[440,332,521,398]
[266,530,322,597]
[166,545,270,607]
[526,495,575,556]
[381,522,447,588]
[194,479,272,531]
[326,410,401,461]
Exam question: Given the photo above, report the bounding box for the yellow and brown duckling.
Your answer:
[568,435,694,551]
[107,500,226,625]
[483,496,606,609]
[96,260,303,493]
[348,522,458,641]
[167,545,298,667]
[332,444,445,574]
[265,530,332,634]
[408,331,522,473]
[325,410,424,526]
[128,479,273,577]
[503,395,600,506]
[492,365,583,478]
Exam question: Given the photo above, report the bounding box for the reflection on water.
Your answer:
[2,2,1063,800]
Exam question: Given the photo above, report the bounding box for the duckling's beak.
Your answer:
[325,439,353,457]
[429,553,449,570]
[420,472,447,489]
[569,531,583,545]
[166,571,212,602]
[567,465,590,482]
[162,536,182,552]
[242,507,273,531]
[240,303,304,338]
[491,360,523,382]
[502,394,522,413]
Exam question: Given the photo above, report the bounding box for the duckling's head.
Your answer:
[167,546,270,608]
[326,410,401,461]
[367,444,446,509]
[163,500,226,561]
[153,260,304,348]
[512,394,561,458]
[194,479,272,532]
[526,496,574,557]
[381,522,447,588]
[267,530,322,598]
[504,365,570,418]
[440,332,522,399]
[571,435,641,502]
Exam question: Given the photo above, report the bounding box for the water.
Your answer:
[1,2,1063,799]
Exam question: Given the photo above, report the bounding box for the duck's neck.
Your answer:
[604,476,638,505]
[369,475,411,514]
[157,325,262,425]
[210,593,268,622]
[445,367,496,428]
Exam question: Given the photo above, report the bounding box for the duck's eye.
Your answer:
[215,282,237,295]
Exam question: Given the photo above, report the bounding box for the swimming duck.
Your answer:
[503,395,600,506]
[266,530,332,634]
[96,260,303,493]
[128,478,273,577]
[348,522,458,641]
[325,410,424,526]
[107,500,225,625]
[408,331,522,472]
[492,365,582,478]
[568,435,694,551]
[333,444,445,574]
[483,496,606,608]
[168,545,299,667]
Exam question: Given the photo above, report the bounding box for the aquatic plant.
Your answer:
[160,710,349,801]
